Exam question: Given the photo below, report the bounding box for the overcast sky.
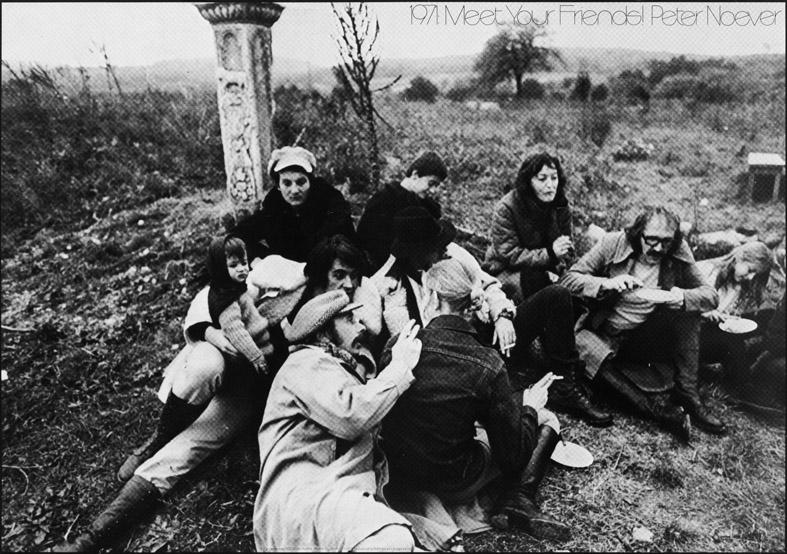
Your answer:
[2,2,784,68]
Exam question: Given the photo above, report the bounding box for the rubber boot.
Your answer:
[51,475,160,552]
[548,362,614,427]
[490,425,572,542]
[597,366,691,443]
[116,393,206,482]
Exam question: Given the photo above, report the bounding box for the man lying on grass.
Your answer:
[252,291,423,551]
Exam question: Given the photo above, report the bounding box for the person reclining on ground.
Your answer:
[371,205,612,427]
[381,258,571,547]
[559,205,724,441]
[252,290,423,552]
[52,235,378,552]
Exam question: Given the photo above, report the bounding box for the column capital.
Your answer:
[194,2,283,27]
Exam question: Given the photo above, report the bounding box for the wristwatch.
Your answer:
[496,307,515,321]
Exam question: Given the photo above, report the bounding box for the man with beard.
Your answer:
[253,291,423,552]
[559,205,725,440]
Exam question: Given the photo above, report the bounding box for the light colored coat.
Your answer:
[253,345,414,551]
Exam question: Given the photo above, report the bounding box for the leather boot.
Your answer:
[117,393,206,482]
[51,476,160,552]
[490,425,571,542]
[597,366,691,443]
[548,362,614,427]
[675,392,726,435]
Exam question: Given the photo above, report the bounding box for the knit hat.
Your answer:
[390,206,456,260]
[267,146,316,177]
[406,151,448,181]
[283,289,363,343]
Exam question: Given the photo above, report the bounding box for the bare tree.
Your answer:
[330,2,399,190]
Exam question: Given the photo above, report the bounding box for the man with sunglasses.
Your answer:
[560,206,725,440]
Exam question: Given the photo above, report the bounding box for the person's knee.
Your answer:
[353,524,414,552]
[537,284,572,312]
[172,343,225,400]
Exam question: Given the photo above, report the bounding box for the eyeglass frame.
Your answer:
[641,235,674,248]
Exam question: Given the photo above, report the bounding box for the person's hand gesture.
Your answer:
[600,274,644,293]
[390,319,422,373]
[492,317,516,358]
[521,372,562,410]
[702,309,727,323]
[552,235,574,259]
[664,286,685,310]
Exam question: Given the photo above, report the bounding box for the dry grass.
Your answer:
[2,93,785,551]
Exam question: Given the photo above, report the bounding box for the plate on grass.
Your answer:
[719,317,758,334]
[634,288,674,303]
[551,441,594,468]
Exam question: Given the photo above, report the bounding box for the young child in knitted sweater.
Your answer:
[206,235,269,375]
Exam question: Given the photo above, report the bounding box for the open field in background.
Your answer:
[1,77,785,551]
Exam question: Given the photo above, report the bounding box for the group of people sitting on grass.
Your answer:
[55,147,785,552]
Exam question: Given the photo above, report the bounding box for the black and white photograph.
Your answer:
[1,2,785,551]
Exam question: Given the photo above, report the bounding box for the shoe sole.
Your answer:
[493,510,572,542]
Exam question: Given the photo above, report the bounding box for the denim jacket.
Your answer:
[381,315,538,493]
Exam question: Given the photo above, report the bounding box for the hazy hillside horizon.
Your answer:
[3,48,784,95]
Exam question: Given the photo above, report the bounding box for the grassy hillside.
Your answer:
[1,79,785,551]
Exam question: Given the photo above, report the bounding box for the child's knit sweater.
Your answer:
[219,291,269,374]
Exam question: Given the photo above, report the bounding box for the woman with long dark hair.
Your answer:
[483,152,574,304]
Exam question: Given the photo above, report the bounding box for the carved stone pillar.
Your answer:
[195,2,283,220]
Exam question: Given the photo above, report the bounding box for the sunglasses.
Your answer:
[642,235,673,248]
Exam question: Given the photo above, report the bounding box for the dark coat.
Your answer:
[233,177,356,263]
[482,184,572,275]
[356,182,442,271]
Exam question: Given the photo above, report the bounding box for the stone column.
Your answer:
[195,2,283,220]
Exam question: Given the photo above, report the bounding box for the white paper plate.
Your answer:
[719,317,758,334]
[551,441,594,468]
[634,288,674,303]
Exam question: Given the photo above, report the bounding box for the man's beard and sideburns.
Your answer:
[329,324,376,376]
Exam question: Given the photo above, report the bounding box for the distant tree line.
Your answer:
[393,26,761,107]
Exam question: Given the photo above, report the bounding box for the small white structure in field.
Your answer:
[748,152,785,203]
[478,101,501,111]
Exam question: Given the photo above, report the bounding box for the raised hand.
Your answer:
[390,319,423,372]
[552,235,574,259]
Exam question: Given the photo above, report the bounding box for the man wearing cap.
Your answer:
[233,145,357,264]
[253,290,423,552]
[356,151,448,270]
[382,258,571,545]
[559,205,724,438]
[371,206,613,427]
